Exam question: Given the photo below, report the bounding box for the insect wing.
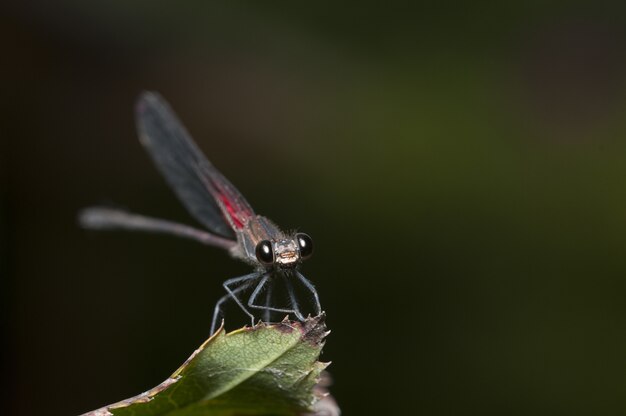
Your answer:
[135,92,255,238]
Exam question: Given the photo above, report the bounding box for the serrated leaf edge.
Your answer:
[80,316,328,416]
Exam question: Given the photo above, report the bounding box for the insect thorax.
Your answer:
[236,216,284,263]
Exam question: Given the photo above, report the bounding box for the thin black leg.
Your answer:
[295,271,322,315]
[210,280,253,335]
[263,278,273,323]
[248,273,304,318]
[220,272,260,329]
[284,274,305,321]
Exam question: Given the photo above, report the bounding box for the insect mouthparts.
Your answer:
[274,239,299,266]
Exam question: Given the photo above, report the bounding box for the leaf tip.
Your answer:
[300,313,328,346]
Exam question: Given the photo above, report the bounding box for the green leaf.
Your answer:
[81,315,333,416]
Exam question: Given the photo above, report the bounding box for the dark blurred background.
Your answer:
[4,1,626,415]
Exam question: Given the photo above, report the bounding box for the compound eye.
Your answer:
[296,233,314,259]
[255,240,274,265]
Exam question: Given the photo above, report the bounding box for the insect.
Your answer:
[80,92,321,334]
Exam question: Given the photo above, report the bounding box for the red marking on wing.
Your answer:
[205,171,255,231]
[219,194,245,229]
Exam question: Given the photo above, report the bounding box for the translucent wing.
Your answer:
[136,92,256,238]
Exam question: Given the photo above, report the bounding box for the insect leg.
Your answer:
[284,274,305,321]
[210,280,253,335]
[295,271,322,315]
[263,278,273,323]
[247,274,270,317]
[221,272,260,327]
[248,273,304,320]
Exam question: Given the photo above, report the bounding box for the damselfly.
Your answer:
[80,92,321,334]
